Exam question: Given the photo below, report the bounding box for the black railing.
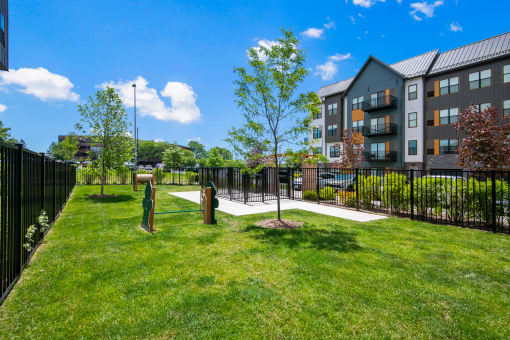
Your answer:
[76,168,200,186]
[1,142,76,304]
[362,95,397,111]
[362,123,397,136]
[364,151,397,161]
[197,166,510,234]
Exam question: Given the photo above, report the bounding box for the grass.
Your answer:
[1,185,510,338]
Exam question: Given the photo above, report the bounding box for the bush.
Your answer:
[153,168,165,185]
[319,187,336,200]
[185,171,198,184]
[117,166,131,185]
[381,172,409,212]
[303,190,317,201]
[357,175,381,209]
[339,190,357,208]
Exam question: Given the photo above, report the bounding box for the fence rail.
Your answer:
[1,142,76,304]
[76,168,200,186]
[199,167,510,234]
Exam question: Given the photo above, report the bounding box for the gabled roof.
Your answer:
[390,50,438,78]
[341,55,405,95]
[429,31,510,75]
[317,77,353,98]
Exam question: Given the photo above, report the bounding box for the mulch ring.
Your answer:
[86,194,117,199]
[254,219,304,229]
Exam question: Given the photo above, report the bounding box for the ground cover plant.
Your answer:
[1,185,510,338]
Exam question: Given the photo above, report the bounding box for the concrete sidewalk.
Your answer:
[170,191,387,223]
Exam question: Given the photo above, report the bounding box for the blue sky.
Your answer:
[0,0,509,153]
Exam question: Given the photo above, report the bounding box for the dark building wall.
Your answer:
[345,59,405,168]
[0,0,7,71]
[424,56,510,169]
[324,93,342,143]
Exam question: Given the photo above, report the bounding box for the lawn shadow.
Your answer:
[82,194,136,203]
[244,225,361,252]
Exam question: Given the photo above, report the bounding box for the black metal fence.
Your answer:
[76,168,200,186]
[1,142,76,304]
[199,167,510,234]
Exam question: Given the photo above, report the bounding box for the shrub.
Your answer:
[319,186,336,200]
[303,190,317,201]
[339,190,357,208]
[117,166,131,185]
[153,168,165,185]
[357,175,381,209]
[381,172,409,212]
[186,171,198,184]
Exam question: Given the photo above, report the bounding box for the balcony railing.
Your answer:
[362,123,397,136]
[365,151,397,162]
[362,95,396,111]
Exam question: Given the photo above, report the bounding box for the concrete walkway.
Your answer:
[170,191,387,223]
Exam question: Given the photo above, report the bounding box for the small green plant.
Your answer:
[319,186,336,200]
[117,166,131,185]
[303,190,318,201]
[153,168,165,185]
[23,210,50,252]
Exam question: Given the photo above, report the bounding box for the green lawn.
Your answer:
[1,185,510,338]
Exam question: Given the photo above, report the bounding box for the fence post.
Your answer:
[316,167,320,204]
[410,169,414,220]
[53,159,56,221]
[40,153,45,213]
[243,173,248,204]
[15,144,24,272]
[261,168,265,202]
[355,168,359,211]
[287,167,291,199]
[491,170,497,232]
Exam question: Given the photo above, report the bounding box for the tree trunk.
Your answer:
[101,160,105,196]
[274,143,281,221]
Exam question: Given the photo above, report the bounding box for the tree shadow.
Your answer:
[243,225,361,252]
[82,194,136,203]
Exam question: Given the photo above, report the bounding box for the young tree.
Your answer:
[229,28,321,220]
[205,148,226,167]
[162,144,195,169]
[76,87,134,196]
[48,134,79,161]
[209,146,233,161]
[332,129,365,169]
[454,105,510,170]
[188,141,208,159]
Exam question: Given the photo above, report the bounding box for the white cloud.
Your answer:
[450,21,463,32]
[0,67,79,102]
[410,1,443,21]
[324,18,336,29]
[352,0,386,8]
[102,76,201,124]
[314,53,352,81]
[0,104,6,112]
[248,39,279,61]
[154,138,165,143]
[397,0,403,3]
[188,137,201,142]
[349,16,356,24]
[301,27,324,39]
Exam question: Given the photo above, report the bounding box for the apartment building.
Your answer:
[312,31,510,170]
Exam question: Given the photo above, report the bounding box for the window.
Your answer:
[505,65,510,83]
[370,91,385,106]
[313,106,322,120]
[330,146,340,158]
[408,112,417,128]
[439,139,458,154]
[313,127,322,139]
[408,84,417,100]
[327,124,337,136]
[370,143,386,160]
[439,77,459,95]
[469,69,491,89]
[504,100,510,117]
[439,108,458,125]
[474,103,491,113]
[352,96,364,110]
[327,103,337,115]
[313,147,323,155]
[352,120,364,133]
[370,117,385,134]
[408,140,417,155]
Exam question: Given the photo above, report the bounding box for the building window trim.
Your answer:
[504,65,510,84]
[327,103,338,115]
[408,140,417,155]
[352,96,364,111]
[330,145,340,158]
[439,77,459,95]
[504,100,510,117]
[439,138,459,155]
[408,112,417,128]
[408,84,417,100]
[327,124,337,137]
[439,108,459,125]
[469,69,491,90]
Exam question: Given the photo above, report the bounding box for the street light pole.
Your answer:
[132,83,137,170]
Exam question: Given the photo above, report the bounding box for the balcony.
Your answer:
[362,123,397,136]
[365,151,397,162]
[362,95,396,112]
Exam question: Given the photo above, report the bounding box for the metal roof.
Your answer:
[429,31,510,74]
[317,77,353,98]
[390,50,438,78]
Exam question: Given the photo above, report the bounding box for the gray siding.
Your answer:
[324,94,342,143]
[424,56,510,169]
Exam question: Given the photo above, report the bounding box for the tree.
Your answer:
[188,141,208,159]
[137,140,171,161]
[454,105,510,170]
[162,144,195,170]
[332,129,365,169]
[0,121,23,145]
[48,134,79,161]
[246,144,267,170]
[205,148,226,167]
[209,146,233,161]
[228,28,321,220]
[76,87,134,196]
